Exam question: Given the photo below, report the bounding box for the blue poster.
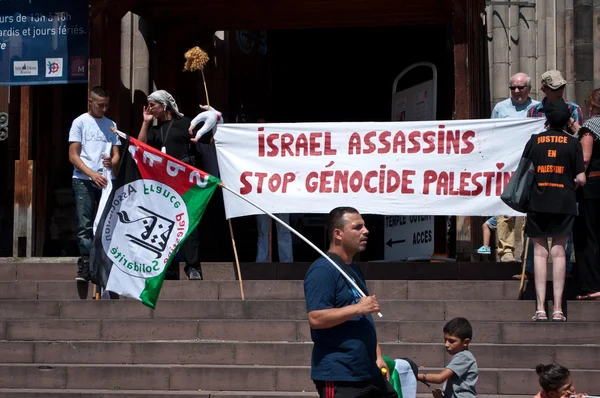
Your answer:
[0,0,88,86]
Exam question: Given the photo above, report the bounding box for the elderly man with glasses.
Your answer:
[478,73,540,262]
[492,72,539,118]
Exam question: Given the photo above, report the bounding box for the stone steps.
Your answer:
[0,298,597,322]
[1,319,598,344]
[1,364,599,394]
[1,341,598,369]
[0,280,532,301]
[0,260,525,281]
[0,391,534,398]
[1,259,597,396]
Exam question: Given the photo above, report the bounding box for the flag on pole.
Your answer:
[383,355,420,398]
[89,134,220,308]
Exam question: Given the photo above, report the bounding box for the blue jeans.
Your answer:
[256,213,293,262]
[73,179,103,257]
[525,234,573,273]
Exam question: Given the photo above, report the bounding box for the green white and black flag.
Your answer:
[90,135,220,308]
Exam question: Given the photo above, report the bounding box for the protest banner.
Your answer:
[215,118,546,218]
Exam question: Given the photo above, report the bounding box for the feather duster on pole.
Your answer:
[183,46,222,142]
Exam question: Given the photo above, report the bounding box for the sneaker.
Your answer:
[186,268,203,280]
[477,246,491,254]
[76,257,90,282]
[500,252,516,262]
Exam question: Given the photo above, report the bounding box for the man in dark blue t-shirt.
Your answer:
[304,206,398,398]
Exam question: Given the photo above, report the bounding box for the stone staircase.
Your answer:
[0,260,599,397]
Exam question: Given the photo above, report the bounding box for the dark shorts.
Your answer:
[314,377,398,398]
[526,211,575,238]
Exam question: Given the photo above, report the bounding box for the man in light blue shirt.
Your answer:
[491,72,540,118]
[478,73,539,262]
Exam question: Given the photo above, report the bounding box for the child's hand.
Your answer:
[432,388,443,398]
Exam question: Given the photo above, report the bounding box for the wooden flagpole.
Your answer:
[517,237,530,299]
[227,217,245,300]
[197,67,243,297]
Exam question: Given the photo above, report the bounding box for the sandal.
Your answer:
[552,311,566,322]
[532,311,548,322]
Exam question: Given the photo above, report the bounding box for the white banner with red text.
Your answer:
[214,118,546,219]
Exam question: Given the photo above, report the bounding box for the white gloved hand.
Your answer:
[189,105,223,143]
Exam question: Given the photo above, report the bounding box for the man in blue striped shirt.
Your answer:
[527,70,584,130]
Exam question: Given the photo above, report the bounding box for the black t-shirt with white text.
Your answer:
[147,117,194,162]
[523,129,585,214]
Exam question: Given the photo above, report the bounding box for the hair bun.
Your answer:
[536,364,547,375]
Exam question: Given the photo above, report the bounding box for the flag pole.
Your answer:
[227,217,245,300]
[218,183,383,318]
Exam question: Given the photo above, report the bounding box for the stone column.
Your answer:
[519,4,537,95]
[556,0,567,78]
[491,5,510,106]
[546,0,557,71]
[574,0,594,107]
[121,12,151,134]
[565,0,576,101]
[536,0,548,101]
[508,4,520,77]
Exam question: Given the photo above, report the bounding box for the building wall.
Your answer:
[486,0,599,113]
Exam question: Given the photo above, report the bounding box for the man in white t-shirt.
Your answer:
[68,86,121,282]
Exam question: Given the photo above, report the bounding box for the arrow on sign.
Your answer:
[386,238,406,247]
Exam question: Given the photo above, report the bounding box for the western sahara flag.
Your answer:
[90,135,220,308]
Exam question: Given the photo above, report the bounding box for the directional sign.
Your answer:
[384,216,434,261]
[0,0,88,86]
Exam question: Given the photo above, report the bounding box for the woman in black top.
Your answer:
[524,100,586,321]
[574,88,600,300]
[138,90,203,281]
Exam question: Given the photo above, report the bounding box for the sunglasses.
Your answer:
[509,85,530,91]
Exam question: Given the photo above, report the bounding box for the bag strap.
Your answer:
[326,251,369,295]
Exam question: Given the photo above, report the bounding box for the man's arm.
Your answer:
[567,117,581,135]
[580,130,594,169]
[376,343,390,380]
[69,142,108,188]
[307,295,379,329]
[110,145,120,173]
[572,106,584,125]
